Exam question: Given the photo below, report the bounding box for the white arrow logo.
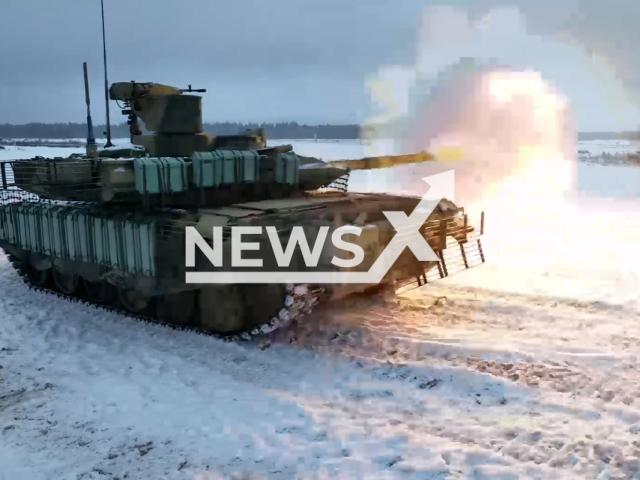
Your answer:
[185,170,455,284]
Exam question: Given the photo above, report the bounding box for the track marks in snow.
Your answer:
[4,253,640,479]
[269,281,640,479]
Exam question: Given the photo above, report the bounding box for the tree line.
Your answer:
[0,122,361,140]
[576,131,640,141]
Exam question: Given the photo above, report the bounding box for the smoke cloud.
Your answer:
[355,6,577,207]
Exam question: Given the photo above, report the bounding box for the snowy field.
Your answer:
[2,141,640,480]
[578,140,640,157]
[577,140,640,166]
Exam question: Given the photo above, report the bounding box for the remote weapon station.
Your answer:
[0,67,485,338]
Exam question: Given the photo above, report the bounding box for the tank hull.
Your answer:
[0,190,484,336]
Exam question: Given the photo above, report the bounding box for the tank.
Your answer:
[0,80,485,338]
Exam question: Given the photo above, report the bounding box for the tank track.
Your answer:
[3,252,322,343]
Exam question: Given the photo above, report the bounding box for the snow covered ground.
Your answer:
[577,140,640,166]
[578,140,640,157]
[2,141,640,480]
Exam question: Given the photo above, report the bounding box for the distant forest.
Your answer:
[0,122,638,141]
[0,122,361,140]
[576,131,640,141]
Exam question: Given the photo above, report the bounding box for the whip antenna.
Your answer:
[83,62,98,158]
[100,0,113,147]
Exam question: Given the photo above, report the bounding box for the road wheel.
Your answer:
[199,285,246,333]
[82,278,115,305]
[241,284,287,329]
[117,287,152,315]
[26,265,51,288]
[52,267,80,295]
[156,291,197,326]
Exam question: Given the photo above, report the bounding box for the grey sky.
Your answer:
[0,0,638,131]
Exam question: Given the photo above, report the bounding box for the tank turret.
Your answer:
[109,81,266,156]
[7,79,442,206]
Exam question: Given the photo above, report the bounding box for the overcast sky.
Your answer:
[1,0,638,132]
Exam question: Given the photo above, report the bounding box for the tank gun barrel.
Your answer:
[297,151,447,191]
[326,152,435,170]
